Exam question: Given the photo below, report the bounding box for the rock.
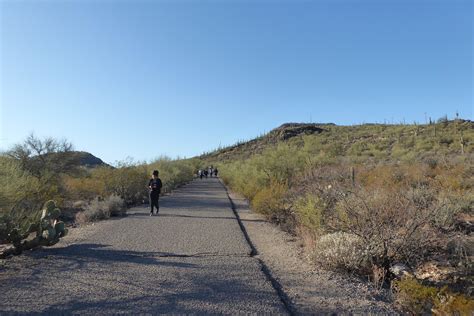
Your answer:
[389,263,412,278]
[414,262,456,282]
[0,244,16,258]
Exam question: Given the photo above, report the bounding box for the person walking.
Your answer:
[148,170,163,216]
[198,169,203,180]
[214,167,218,177]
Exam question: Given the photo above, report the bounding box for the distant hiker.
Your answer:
[148,170,163,216]
[204,170,208,178]
[198,169,203,180]
[214,168,218,177]
[209,166,213,177]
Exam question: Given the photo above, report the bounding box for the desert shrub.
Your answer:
[107,194,126,216]
[76,195,125,223]
[348,140,369,157]
[313,232,371,273]
[394,276,438,314]
[415,138,437,152]
[92,161,148,205]
[439,136,454,146]
[63,174,106,200]
[0,156,40,214]
[432,192,469,229]
[0,156,43,242]
[394,277,474,315]
[63,175,106,201]
[249,180,296,231]
[325,142,345,158]
[108,162,148,205]
[391,143,412,160]
[220,160,267,201]
[293,193,325,235]
[80,198,111,222]
[251,180,288,218]
[365,144,388,159]
[332,186,445,274]
[255,143,306,184]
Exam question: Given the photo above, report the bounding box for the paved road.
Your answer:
[0,178,287,314]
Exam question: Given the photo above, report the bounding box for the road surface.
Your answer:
[0,178,288,314]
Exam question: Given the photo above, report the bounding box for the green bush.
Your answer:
[294,193,325,235]
[0,156,39,215]
[251,181,288,217]
[220,160,267,200]
[394,277,474,315]
[0,156,43,241]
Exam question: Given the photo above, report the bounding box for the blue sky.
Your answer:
[0,0,472,164]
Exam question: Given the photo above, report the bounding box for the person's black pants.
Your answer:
[150,193,159,214]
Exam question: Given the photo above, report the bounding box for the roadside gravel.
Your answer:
[225,184,398,315]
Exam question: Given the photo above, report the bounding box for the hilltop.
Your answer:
[70,151,111,169]
[33,151,111,170]
[202,123,330,161]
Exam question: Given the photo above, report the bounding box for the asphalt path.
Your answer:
[0,178,287,314]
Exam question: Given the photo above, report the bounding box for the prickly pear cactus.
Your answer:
[54,221,67,238]
[0,200,68,258]
[38,200,67,244]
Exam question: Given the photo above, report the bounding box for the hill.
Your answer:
[29,151,113,172]
[71,151,110,168]
[203,119,473,163]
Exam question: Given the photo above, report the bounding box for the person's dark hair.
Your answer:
[152,170,159,176]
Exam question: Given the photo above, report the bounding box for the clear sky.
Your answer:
[0,0,472,164]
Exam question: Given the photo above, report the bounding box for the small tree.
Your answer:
[7,134,78,181]
[5,134,78,213]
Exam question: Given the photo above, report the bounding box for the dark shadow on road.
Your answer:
[31,265,284,315]
[22,243,198,271]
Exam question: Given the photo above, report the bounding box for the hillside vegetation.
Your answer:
[209,119,473,313]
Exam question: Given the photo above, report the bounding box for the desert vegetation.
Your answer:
[1,119,472,312]
[216,118,473,313]
[0,134,199,257]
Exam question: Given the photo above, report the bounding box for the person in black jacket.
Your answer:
[148,170,163,216]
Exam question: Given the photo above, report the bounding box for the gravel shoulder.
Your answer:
[225,183,399,315]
